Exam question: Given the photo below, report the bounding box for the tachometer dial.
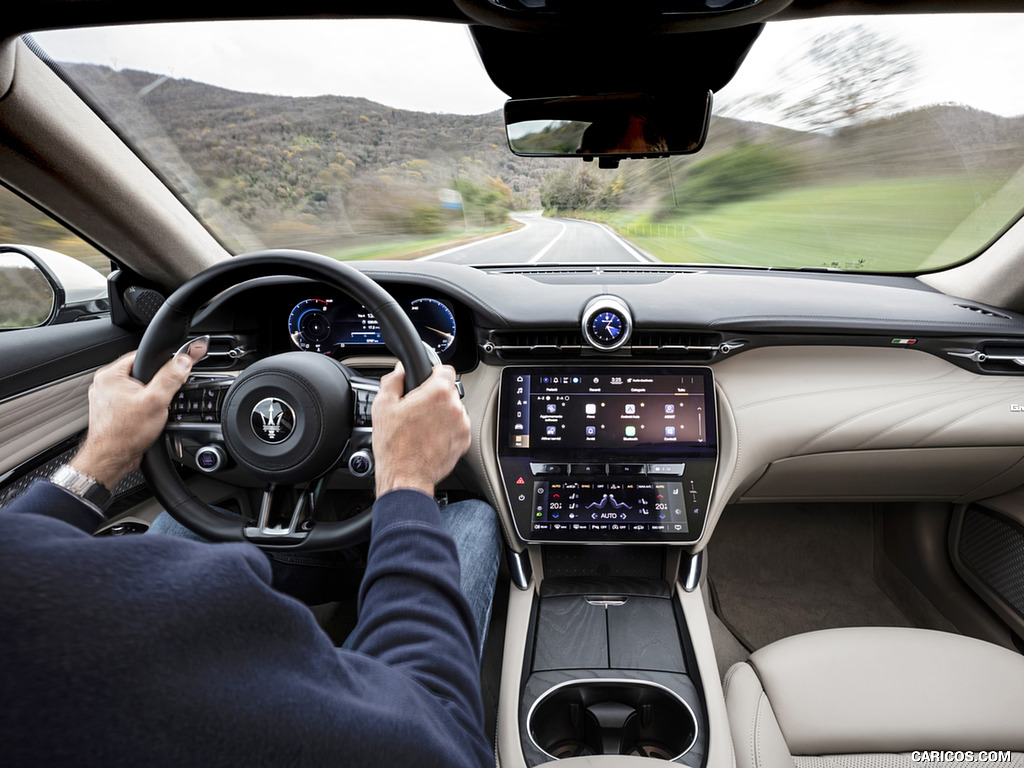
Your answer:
[409,298,457,353]
[288,298,332,352]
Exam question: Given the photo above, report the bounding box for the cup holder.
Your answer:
[528,680,698,761]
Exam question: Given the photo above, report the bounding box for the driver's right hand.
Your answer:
[370,362,470,498]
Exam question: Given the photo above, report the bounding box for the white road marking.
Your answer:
[416,210,657,264]
[527,219,568,263]
[573,219,658,263]
[415,223,527,261]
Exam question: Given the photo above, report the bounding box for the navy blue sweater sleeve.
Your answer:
[5,480,106,531]
[0,484,493,768]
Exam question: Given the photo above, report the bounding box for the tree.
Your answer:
[539,166,622,212]
[718,24,919,132]
[784,26,919,129]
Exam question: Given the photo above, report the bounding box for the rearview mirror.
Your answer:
[504,91,712,167]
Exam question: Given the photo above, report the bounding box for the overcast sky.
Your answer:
[33,15,1024,119]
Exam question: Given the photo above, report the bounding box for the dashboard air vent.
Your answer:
[946,342,1024,375]
[955,304,1012,320]
[488,331,584,357]
[630,331,724,360]
[486,329,727,361]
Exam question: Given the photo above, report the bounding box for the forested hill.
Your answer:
[55,63,1024,259]
[61,64,563,249]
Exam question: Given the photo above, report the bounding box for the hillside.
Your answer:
[62,64,565,251]
[23,63,1024,266]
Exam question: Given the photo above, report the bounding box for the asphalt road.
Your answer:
[418,212,656,266]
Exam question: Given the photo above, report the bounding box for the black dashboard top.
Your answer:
[186,261,1024,381]
[354,261,1024,338]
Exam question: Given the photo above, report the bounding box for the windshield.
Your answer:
[29,15,1024,273]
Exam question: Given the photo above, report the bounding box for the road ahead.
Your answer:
[419,212,656,266]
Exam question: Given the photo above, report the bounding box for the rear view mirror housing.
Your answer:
[504,91,712,168]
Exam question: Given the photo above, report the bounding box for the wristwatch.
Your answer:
[49,464,112,511]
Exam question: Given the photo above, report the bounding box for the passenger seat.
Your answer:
[724,627,1024,768]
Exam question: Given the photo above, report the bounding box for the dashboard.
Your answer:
[186,261,1024,550]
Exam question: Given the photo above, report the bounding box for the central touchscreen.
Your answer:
[507,371,711,455]
[497,367,718,544]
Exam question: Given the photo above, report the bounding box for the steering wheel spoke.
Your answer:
[243,483,316,544]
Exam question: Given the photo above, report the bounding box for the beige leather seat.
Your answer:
[725,627,1024,768]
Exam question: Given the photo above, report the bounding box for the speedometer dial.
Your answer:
[288,298,332,353]
[409,298,457,353]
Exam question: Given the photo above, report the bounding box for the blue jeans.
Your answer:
[149,498,501,657]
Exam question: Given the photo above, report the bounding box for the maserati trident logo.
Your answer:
[251,398,296,443]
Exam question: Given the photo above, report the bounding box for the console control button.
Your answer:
[530,463,565,476]
[571,463,607,476]
[608,463,645,476]
[646,463,685,476]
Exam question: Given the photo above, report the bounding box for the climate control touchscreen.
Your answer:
[497,367,718,544]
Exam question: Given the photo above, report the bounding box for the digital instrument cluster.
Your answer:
[497,366,718,544]
[287,294,458,359]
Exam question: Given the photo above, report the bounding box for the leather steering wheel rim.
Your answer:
[131,249,434,550]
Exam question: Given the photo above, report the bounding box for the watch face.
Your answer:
[590,311,624,344]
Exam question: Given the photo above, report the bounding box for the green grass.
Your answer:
[607,176,1024,273]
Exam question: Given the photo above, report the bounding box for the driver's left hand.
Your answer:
[71,348,204,490]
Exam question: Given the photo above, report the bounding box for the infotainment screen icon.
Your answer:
[497,366,718,544]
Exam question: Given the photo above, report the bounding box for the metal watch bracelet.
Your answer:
[49,464,112,510]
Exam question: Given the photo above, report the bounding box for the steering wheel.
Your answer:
[131,250,434,551]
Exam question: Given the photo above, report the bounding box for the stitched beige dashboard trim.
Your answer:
[707,346,1024,548]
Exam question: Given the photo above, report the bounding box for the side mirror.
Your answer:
[0,245,109,330]
[505,91,712,168]
[0,251,57,329]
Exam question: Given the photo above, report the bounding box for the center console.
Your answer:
[495,367,722,766]
[517,566,709,765]
[497,366,718,544]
